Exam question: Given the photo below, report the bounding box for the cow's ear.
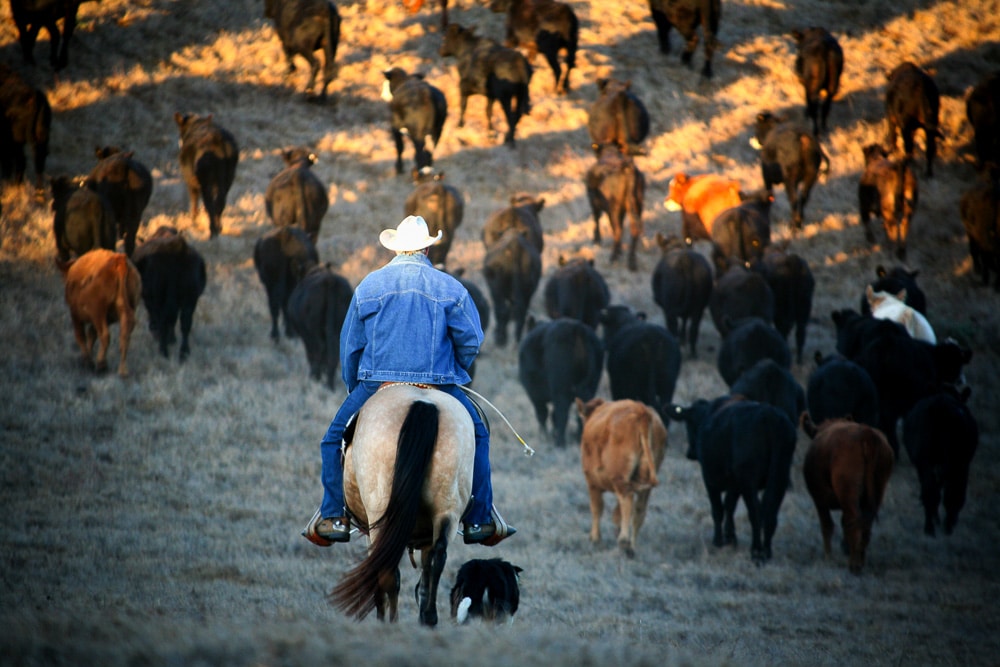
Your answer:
[790,29,803,43]
[756,112,767,122]
[596,77,608,91]
[435,171,445,181]
[535,197,545,212]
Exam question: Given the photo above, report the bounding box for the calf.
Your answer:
[90,147,154,257]
[865,285,935,343]
[884,62,941,177]
[381,68,447,175]
[709,261,774,338]
[966,71,1000,170]
[51,175,115,263]
[858,144,919,261]
[10,0,91,70]
[518,317,603,448]
[587,78,650,155]
[806,352,880,429]
[902,387,979,537]
[585,143,646,270]
[576,397,668,558]
[61,248,142,377]
[543,256,610,329]
[265,146,328,244]
[439,23,532,146]
[483,228,541,347]
[132,227,207,362]
[404,168,464,267]
[647,0,721,79]
[287,263,354,389]
[670,399,797,562]
[174,112,239,239]
[709,189,773,273]
[0,64,51,190]
[651,233,712,357]
[253,226,320,342]
[717,316,791,387]
[750,111,829,230]
[859,265,927,316]
[959,175,1000,290]
[730,357,805,425]
[663,172,742,244]
[264,0,340,100]
[489,0,579,95]
[800,413,895,574]
[792,27,843,136]
[482,193,545,252]
[752,246,814,364]
[450,558,522,624]
[599,304,681,422]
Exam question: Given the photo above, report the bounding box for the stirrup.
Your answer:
[301,507,333,547]
[481,504,516,547]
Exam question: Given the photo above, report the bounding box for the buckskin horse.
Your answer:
[330,383,474,625]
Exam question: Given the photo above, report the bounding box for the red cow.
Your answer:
[664,172,742,243]
[60,249,142,377]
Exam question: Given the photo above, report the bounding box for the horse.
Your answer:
[330,383,474,626]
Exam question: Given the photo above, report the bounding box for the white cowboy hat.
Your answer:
[379,215,442,252]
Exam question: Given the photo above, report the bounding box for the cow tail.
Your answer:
[640,411,659,488]
[324,3,341,80]
[565,12,579,69]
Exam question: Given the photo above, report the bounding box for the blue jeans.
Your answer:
[320,381,494,525]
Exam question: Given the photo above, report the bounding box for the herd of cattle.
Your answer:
[1,0,996,576]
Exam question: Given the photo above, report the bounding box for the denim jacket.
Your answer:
[340,252,483,391]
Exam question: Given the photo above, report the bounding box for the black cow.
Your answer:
[132,227,207,362]
[482,228,541,347]
[599,304,681,424]
[885,62,941,178]
[959,175,1000,290]
[10,0,91,70]
[668,398,797,562]
[489,0,579,95]
[751,246,814,364]
[0,64,51,190]
[51,175,115,263]
[730,357,805,426]
[439,22,532,146]
[750,111,829,230]
[482,193,545,252]
[806,351,880,429]
[448,267,490,335]
[858,143,919,261]
[253,226,320,342]
[647,0,721,79]
[966,71,1000,170]
[287,263,354,389]
[709,261,775,338]
[585,143,646,271]
[792,27,843,136]
[859,265,927,316]
[518,316,604,448]
[543,256,610,329]
[717,316,791,388]
[902,387,979,537]
[710,189,773,273]
[265,146,328,245]
[404,168,464,267]
[89,147,154,258]
[651,233,712,358]
[381,68,447,175]
[174,113,239,240]
[587,78,650,155]
[264,0,340,100]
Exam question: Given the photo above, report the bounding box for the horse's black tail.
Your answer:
[330,400,439,620]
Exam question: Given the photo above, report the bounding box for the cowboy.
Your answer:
[303,215,516,547]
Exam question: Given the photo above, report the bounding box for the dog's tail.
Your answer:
[456,597,473,624]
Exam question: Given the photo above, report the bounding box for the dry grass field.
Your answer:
[2,0,1000,664]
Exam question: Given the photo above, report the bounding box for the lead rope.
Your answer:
[459,385,535,456]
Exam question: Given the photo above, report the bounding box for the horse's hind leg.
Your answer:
[418,519,451,627]
[374,567,400,622]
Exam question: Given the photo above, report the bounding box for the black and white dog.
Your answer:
[449,558,523,624]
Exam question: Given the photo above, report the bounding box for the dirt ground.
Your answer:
[1,1,999,665]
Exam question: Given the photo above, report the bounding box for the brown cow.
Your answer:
[60,249,142,377]
[664,172,742,243]
[576,397,668,558]
[800,413,895,575]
